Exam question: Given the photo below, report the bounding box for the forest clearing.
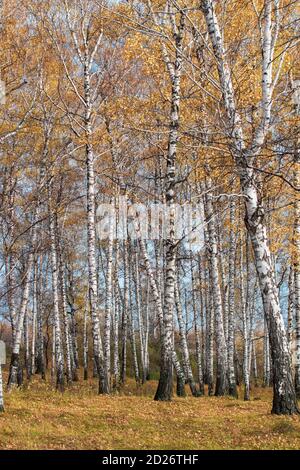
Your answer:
[1,0,300,454]
[1,376,300,450]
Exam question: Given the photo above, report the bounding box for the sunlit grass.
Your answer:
[0,373,299,450]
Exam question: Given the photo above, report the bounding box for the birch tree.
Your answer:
[199,0,299,414]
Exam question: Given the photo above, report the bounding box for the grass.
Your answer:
[0,374,300,450]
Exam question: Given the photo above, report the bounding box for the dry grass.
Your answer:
[0,374,300,450]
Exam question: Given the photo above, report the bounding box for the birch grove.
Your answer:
[0,0,299,418]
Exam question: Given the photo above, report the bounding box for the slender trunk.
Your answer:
[59,257,72,385]
[294,157,300,397]
[31,260,38,376]
[263,319,271,387]
[24,311,30,381]
[198,257,206,384]
[228,200,238,397]
[154,241,163,340]
[70,309,79,375]
[113,237,120,388]
[129,297,140,383]
[36,257,45,379]
[83,302,89,381]
[139,239,185,396]
[144,279,150,380]
[135,250,147,383]
[191,258,204,395]
[104,231,113,391]
[240,235,250,401]
[287,266,294,355]
[67,271,79,378]
[49,211,64,392]
[84,53,108,394]
[121,239,129,384]
[205,258,214,395]
[201,0,299,414]
[252,339,258,387]
[218,230,229,343]
[175,275,199,396]
[155,13,185,401]
[51,323,55,384]
[7,255,34,390]
[204,179,228,395]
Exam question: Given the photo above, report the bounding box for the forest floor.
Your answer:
[0,374,300,450]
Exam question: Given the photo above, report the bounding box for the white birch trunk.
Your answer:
[294,157,300,397]
[203,178,228,395]
[49,211,64,391]
[59,258,72,385]
[139,238,185,396]
[228,200,238,397]
[287,267,294,355]
[175,276,200,396]
[104,228,114,391]
[113,234,120,388]
[7,238,35,389]
[84,47,108,393]
[200,0,299,414]
[121,239,129,384]
[240,236,250,401]
[36,256,45,379]
[129,269,140,383]
[135,250,147,383]
[197,256,206,384]
[205,256,214,395]
[263,319,271,387]
[155,10,185,402]
[83,301,89,381]
[31,260,38,376]
[24,311,30,381]
[51,323,55,384]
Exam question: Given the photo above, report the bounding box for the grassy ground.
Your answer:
[0,374,300,450]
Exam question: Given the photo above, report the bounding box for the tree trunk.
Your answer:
[139,238,185,396]
[59,257,72,385]
[240,234,250,401]
[83,302,89,381]
[31,260,38,376]
[190,258,204,395]
[24,311,30,381]
[294,157,300,398]
[206,259,214,395]
[263,320,271,388]
[113,235,120,389]
[175,275,200,396]
[198,256,207,385]
[104,231,114,391]
[155,12,185,402]
[36,257,45,379]
[203,178,228,396]
[135,250,147,383]
[201,0,299,414]
[287,266,294,355]
[228,200,238,397]
[7,255,34,390]
[49,211,64,392]
[245,193,299,412]
[121,239,129,384]
[84,51,108,394]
